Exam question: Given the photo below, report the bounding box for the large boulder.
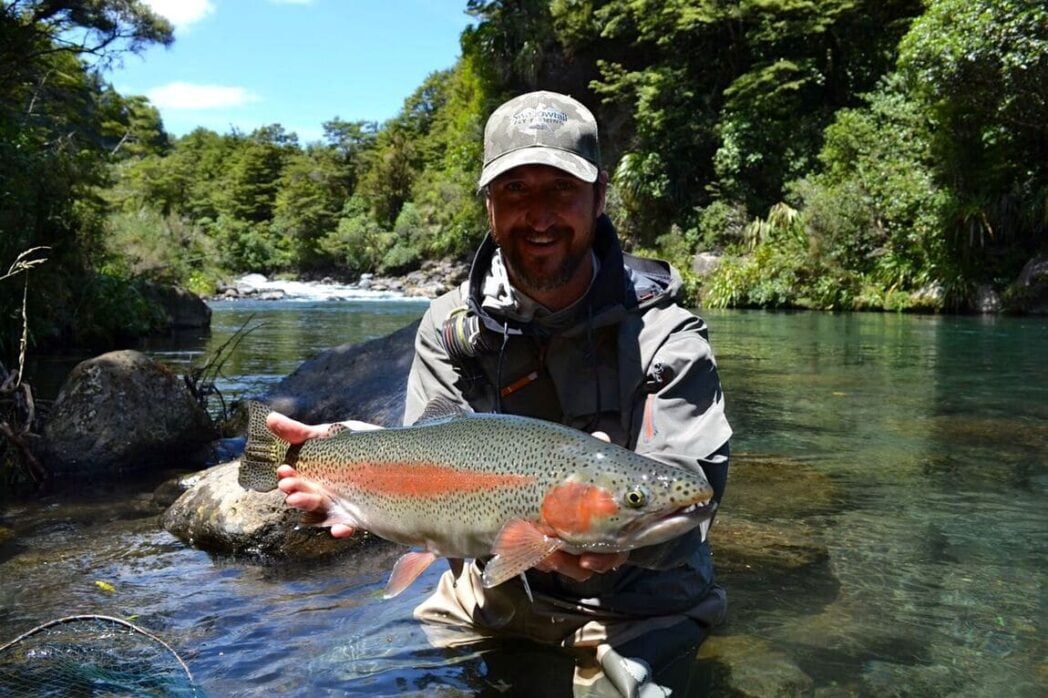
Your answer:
[161,461,369,558]
[265,318,419,427]
[40,350,217,477]
[972,283,1002,314]
[163,320,421,556]
[142,283,211,329]
[692,252,723,278]
[1004,255,1048,314]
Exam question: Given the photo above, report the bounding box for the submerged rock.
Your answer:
[699,635,813,697]
[39,350,217,478]
[711,514,828,575]
[724,453,841,519]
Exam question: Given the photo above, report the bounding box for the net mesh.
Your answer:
[0,615,199,696]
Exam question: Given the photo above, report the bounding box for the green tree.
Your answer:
[898,0,1048,283]
[322,117,378,191]
[405,59,488,259]
[0,0,173,352]
[99,91,170,159]
[588,0,921,245]
[218,124,297,224]
[273,145,356,270]
[463,0,557,91]
[318,195,391,275]
[356,127,420,229]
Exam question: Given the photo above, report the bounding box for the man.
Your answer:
[273,91,732,696]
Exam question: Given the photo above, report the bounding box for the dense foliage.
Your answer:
[0,0,173,354]
[3,0,1046,355]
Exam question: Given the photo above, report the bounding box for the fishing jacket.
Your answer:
[405,214,732,619]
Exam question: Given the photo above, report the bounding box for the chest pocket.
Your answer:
[471,338,562,422]
[547,329,624,444]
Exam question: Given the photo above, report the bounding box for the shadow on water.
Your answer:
[2,306,1046,695]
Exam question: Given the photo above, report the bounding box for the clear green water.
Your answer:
[703,311,1046,695]
[2,306,1045,696]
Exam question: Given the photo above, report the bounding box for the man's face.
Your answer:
[486,164,607,304]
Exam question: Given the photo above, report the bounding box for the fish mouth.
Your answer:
[621,499,718,548]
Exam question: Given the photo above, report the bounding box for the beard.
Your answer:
[500,224,593,294]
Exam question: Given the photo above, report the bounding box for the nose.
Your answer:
[523,193,556,232]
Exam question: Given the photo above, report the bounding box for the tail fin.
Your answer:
[238,401,291,491]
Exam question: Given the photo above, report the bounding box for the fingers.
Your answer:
[534,551,591,581]
[284,489,326,511]
[329,524,355,538]
[534,550,628,582]
[277,466,327,511]
[275,464,356,539]
[579,551,628,574]
[266,412,330,445]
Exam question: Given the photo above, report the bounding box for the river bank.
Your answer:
[213,258,467,303]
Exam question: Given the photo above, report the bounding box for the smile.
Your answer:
[523,234,560,246]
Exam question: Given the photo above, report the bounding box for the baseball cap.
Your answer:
[477,90,601,189]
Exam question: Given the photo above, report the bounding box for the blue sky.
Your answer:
[104,0,474,143]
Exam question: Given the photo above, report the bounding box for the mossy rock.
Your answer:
[711,514,827,575]
[699,634,813,697]
[724,453,841,519]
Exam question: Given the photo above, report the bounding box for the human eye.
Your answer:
[551,178,581,199]
[495,180,526,197]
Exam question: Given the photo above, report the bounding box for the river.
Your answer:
[1,300,1045,696]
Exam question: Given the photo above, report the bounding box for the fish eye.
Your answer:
[623,486,648,508]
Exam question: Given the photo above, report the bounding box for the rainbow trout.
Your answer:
[239,398,715,598]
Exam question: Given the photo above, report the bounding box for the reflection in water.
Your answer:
[1,307,1045,695]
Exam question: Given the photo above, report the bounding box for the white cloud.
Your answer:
[141,0,216,30]
[147,82,259,110]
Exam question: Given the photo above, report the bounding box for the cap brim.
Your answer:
[477,146,599,190]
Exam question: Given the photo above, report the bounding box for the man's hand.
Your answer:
[267,411,380,539]
[276,464,355,538]
[534,550,629,582]
[265,411,382,442]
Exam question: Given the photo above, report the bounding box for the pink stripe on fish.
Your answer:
[348,462,535,498]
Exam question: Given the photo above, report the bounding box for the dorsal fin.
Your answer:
[414,396,467,424]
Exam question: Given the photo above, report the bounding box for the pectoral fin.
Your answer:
[482,520,564,589]
[384,551,439,599]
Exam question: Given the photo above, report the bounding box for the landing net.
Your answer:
[0,614,199,696]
